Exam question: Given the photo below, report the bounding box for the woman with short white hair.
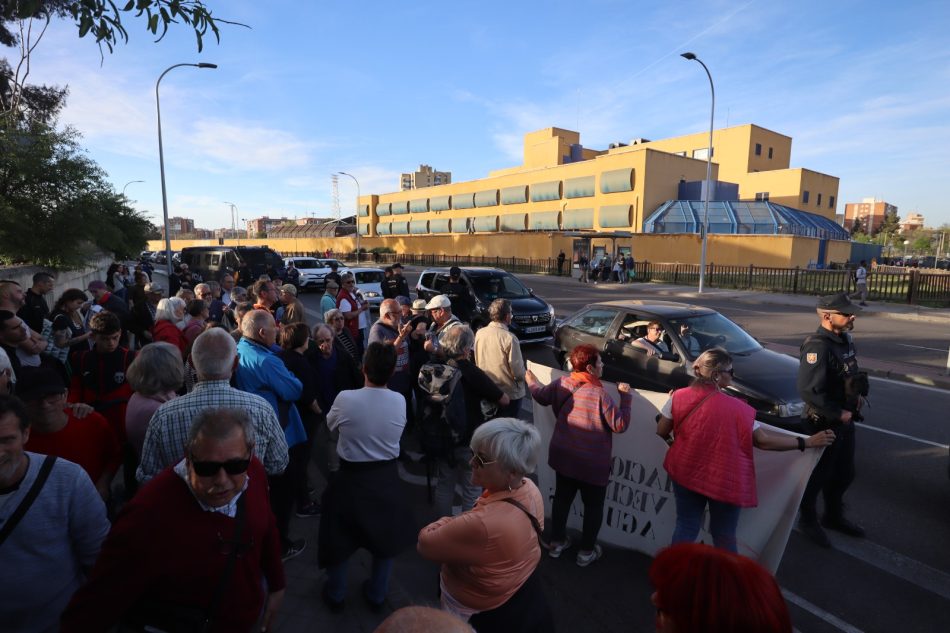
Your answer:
[418,418,553,631]
[150,297,187,355]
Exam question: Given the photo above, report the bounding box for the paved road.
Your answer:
[287,272,950,633]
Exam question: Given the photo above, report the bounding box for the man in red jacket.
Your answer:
[62,406,286,632]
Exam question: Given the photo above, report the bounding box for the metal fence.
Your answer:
[281,252,950,307]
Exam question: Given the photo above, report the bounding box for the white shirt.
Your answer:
[327,387,406,462]
[855,266,867,283]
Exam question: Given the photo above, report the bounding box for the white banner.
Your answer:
[528,361,821,572]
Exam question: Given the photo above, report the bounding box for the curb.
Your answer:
[864,367,950,390]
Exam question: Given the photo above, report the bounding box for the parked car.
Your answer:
[415,267,555,343]
[551,300,807,427]
[180,246,285,283]
[348,267,386,310]
[283,257,349,291]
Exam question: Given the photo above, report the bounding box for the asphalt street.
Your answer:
[286,270,950,633]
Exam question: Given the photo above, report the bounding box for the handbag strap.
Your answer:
[0,455,56,548]
[200,492,247,632]
[677,390,717,430]
[501,496,549,551]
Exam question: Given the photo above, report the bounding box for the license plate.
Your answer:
[525,325,546,334]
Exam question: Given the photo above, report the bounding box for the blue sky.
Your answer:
[20,0,950,231]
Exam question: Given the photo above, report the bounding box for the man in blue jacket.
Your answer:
[235,309,307,560]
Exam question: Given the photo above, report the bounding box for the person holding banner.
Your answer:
[656,349,835,553]
[525,344,632,567]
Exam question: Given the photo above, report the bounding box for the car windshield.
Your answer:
[319,260,344,269]
[292,259,320,269]
[469,274,531,301]
[667,313,762,356]
[355,271,384,284]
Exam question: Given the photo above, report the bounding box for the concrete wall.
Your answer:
[0,253,114,309]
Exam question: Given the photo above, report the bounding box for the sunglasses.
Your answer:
[470,453,496,468]
[190,455,251,477]
[721,368,735,376]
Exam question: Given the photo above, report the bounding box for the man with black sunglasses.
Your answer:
[63,408,286,632]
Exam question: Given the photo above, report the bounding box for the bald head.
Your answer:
[373,607,474,633]
[379,298,400,319]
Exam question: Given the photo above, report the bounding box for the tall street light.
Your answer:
[681,52,715,293]
[337,171,361,264]
[156,62,217,275]
[122,180,144,196]
[223,201,238,234]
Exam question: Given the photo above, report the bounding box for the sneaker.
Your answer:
[281,538,307,561]
[576,544,603,567]
[798,520,832,548]
[548,537,572,559]
[296,501,322,518]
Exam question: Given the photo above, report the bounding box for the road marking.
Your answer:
[869,376,950,395]
[895,343,948,353]
[855,423,949,449]
[781,590,864,633]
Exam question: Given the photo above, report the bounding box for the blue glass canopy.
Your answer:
[643,200,849,240]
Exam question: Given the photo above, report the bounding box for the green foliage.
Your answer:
[0,119,154,267]
[878,209,901,237]
[369,246,395,254]
[851,232,873,244]
[1,1,245,55]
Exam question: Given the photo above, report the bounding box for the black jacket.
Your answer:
[17,289,49,333]
[797,326,860,423]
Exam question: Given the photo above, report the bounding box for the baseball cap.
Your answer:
[449,266,461,277]
[279,284,297,296]
[395,295,411,307]
[411,299,427,312]
[392,263,404,270]
[817,292,862,315]
[15,366,66,402]
[425,295,452,310]
[144,282,165,295]
[87,280,107,292]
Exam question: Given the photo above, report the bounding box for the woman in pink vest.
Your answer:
[656,348,834,552]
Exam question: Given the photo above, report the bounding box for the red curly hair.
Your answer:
[649,543,791,633]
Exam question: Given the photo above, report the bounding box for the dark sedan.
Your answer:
[552,300,806,427]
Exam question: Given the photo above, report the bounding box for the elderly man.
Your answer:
[337,273,369,353]
[422,294,462,358]
[62,408,286,632]
[0,282,47,366]
[0,394,110,633]
[19,366,121,500]
[631,320,669,357]
[195,282,225,324]
[369,298,414,416]
[474,298,526,418]
[236,309,307,559]
[320,280,340,320]
[137,328,289,482]
[277,284,307,326]
[17,271,54,333]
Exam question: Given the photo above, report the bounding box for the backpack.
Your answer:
[417,359,467,460]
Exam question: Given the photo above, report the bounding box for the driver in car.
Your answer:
[632,321,669,356]
[677,323,702,357]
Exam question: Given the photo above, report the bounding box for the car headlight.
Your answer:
[775,401,805,418]
[365,291,379,298]
[547,304,555,317]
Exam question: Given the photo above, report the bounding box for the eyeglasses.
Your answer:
[721,368,735,377]
[190,455,251,477]
[330,316,344,322]
[470,453,496,468]
[648,327,663,332]
[344,281,355,285]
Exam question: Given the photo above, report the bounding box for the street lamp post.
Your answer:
[156,62,217,275]
[122,180,144,196]
[223,201,238,237]
[681,52,715,293]
[337,171,361,264]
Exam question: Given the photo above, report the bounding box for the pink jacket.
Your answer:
[663,385,757,507]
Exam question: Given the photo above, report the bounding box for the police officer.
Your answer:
[796,292,867,547]
[441,266,475,324]
[390,263,411,298]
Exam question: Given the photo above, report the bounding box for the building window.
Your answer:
[829,195,835,208]
[755,143,762,156]
[802,191,810,204]
[755,192,770,201]
[692,147,713,160]
[817,193,822,206]
[768,147,773,159]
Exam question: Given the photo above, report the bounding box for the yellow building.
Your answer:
[358,124,840,242]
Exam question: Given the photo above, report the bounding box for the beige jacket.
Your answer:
[474,321,526,399]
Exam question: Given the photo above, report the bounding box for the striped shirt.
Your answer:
[136,380,289,482]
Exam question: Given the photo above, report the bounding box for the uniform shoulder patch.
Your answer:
[806,352,818,364]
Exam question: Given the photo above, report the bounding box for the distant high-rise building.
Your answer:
[400,164,451,191]
[900,212,925,233]
[843,197,897,234]
[167,216,195,237]
[246,216,293,236]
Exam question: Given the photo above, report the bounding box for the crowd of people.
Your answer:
[0,259,859,633]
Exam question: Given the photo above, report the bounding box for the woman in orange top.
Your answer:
[417,418,553,633]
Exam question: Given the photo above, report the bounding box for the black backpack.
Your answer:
[417,359,467,460]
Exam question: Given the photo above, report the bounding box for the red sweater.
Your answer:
[61,458,285,632]
[151,319,187,356]
[24,409,121,484]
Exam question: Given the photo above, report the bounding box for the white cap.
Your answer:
[424,294,452,310]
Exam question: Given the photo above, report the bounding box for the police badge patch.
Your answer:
[806,353,818,364]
